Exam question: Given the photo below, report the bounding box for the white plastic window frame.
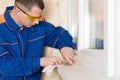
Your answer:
[68,0,115,78]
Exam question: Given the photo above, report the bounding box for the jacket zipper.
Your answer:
[18,28,24,57]
[24,76,26,80]
[18,29,26,80]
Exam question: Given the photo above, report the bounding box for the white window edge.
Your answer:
[77,0,90,50]
[104,0,115,77]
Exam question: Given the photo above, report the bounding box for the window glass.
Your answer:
[89,0,104,49]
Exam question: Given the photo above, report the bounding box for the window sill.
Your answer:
[57,49,112,80]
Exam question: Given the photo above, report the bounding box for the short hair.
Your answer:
[15,0,44,10]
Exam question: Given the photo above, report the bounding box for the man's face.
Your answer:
[18,5,42,27]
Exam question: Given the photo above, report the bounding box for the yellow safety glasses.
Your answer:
[16,3,42,21]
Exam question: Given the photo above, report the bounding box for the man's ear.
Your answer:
[16,8,22,17]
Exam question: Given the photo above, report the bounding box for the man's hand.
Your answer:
[40,56,63,67]
[60,47,75,65]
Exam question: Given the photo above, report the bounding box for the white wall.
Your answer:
[0,0,14,14]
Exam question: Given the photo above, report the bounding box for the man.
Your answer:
[0,0,76,80]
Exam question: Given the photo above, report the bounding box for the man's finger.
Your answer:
[66,57,74,65]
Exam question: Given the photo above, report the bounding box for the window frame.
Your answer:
[68,0,115,78]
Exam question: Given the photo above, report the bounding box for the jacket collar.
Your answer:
[4,6,20,30]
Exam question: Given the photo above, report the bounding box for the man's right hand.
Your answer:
[40,56,63,67]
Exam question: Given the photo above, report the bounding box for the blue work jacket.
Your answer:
[0,6,75,80]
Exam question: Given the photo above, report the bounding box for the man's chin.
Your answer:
[26,25,32,28]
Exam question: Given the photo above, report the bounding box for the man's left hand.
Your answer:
[60,47,75,65]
